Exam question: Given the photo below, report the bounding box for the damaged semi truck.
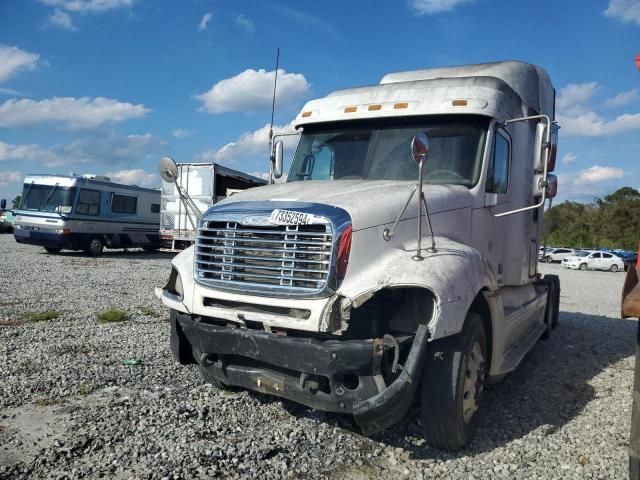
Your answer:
[157,61,560,450]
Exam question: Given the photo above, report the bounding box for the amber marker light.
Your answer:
[368,104,382,111]
[301,111,312,118]
[394,102,409,109]
[344,106,357,113]
[452,99,468,106]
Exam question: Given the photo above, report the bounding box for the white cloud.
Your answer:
[235,14,255,34]
[562,152,577,165]
[0,132,165,168]
[0,87,23,97]
[0,96,150,129]
[105,168,158,187]
[0,45,40,83]
[0,170,22,188]
[604,0,640,26]
[557,111,640,136]
[47,9,77,30]
[409,0,474,14]
[556,82,598,116]
[604,89,640,108]
[39,0,133,13]
[196,121,298,165]
[198,13,213,31]
[247,171,270,181]
[196,69,310,114]
[574,165,625,185]
[171,128,193,138]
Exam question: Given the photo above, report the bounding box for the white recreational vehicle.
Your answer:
[14,174,161,256]
[157,61,561,450]
[160,162,267,250]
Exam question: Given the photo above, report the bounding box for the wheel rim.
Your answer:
[611,265,618,272]
[462,342,485,424]
[580,264,586,270]
[90,239,102,254]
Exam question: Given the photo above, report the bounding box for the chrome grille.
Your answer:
[195,220,334,295]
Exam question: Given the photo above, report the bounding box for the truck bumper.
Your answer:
[170,310,429,434]
[13,228,70,249]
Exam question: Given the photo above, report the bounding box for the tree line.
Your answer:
[542,187,640,252]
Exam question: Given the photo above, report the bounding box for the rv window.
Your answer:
[486,131,510,194]
[76,189,101,216]
[151,203,160,213]
[112,194,137,214]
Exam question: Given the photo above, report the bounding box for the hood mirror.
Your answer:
[272,140,284,179]
[411,132,430,164]
[546,174,558,199]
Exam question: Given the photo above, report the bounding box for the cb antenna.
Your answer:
[268,48,280,184]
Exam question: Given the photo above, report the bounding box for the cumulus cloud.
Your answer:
[0,45,40,83]
[105,168,158,187]
[409,0,474,14]
[574,165,625,185]
[198,13,213,31]
[196,69,310,114]
[235,14,255,34]
[557,111,640,136]
[562,152,577,165]
[196,121,298,165]
[172,128,194,138]
[46,9,76,30]
[247,171,270,181]
[0,170,22,188]
[0,132,165,168]
[604,0,640,26]
[0,96,150,129]
[604,89,640,108]
[556,82,598,116]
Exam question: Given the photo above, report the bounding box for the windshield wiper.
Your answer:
[21,181,35,209]
[40,184,59,211]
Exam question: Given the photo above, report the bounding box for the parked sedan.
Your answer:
[562,250,624,272]
[540,247,575,263]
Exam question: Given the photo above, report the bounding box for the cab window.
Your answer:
[486,132,510,194]
[76,189,100,215]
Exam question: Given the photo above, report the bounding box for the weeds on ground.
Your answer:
[96,307,128,324]
[28,310,62,322]
[78,383,91,396]
[138,306,159,317]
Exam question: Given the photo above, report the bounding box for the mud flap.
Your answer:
[353,324,429,435]
[169,310,195,365]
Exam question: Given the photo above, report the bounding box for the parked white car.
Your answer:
[540,247,575,263]
[562,250,624,272]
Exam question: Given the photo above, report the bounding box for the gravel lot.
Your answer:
[0,234,635,479]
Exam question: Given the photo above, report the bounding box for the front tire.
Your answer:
[579,263,587,271]
[44,247,61,254]
[85,238,104,257]
[610,264,619,272]
[420,313,487,450]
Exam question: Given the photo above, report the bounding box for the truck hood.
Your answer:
[217,180,472,231]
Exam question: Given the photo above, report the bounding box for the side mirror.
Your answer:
[546,174,558,198]
[272,140,284,179]
[533,122,559,173]
[0,199,5,210]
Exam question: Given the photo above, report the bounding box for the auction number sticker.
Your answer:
[270,209,317,226]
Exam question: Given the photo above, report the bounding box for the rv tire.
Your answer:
[86,238,104,257]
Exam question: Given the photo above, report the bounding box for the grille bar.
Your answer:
[195,218,334,295]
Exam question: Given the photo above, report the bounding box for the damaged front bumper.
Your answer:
[170,310,429,434]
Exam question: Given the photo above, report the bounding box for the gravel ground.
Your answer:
[0,234,635,479]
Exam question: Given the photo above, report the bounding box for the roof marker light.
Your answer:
[344,106,357,113]
[394,102,408,109]
[452,99,468,106]
[368,104,382,111]
[301,111,312,118]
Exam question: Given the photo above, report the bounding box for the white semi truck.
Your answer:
[156,61,560,450]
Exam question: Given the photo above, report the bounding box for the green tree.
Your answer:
[12,194,21,209]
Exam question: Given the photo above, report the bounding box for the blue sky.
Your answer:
[0,0,639,203]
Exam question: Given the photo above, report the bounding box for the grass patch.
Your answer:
[96,306,128,324]
[138,306,160,317]
[78,383,91,396]
[28,310,62,322]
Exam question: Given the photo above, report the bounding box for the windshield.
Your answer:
[20,183,77,214]
[287,117,488,186]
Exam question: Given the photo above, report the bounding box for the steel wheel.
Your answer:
[610,264,619,272]
[462,342,485,423]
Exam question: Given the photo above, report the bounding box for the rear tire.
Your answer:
[610,264,619,273]
[85,238,104,257]
[44,247,61,254]
[579,263,587,271]
[540,274,560,337]
[420,313,487,451]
